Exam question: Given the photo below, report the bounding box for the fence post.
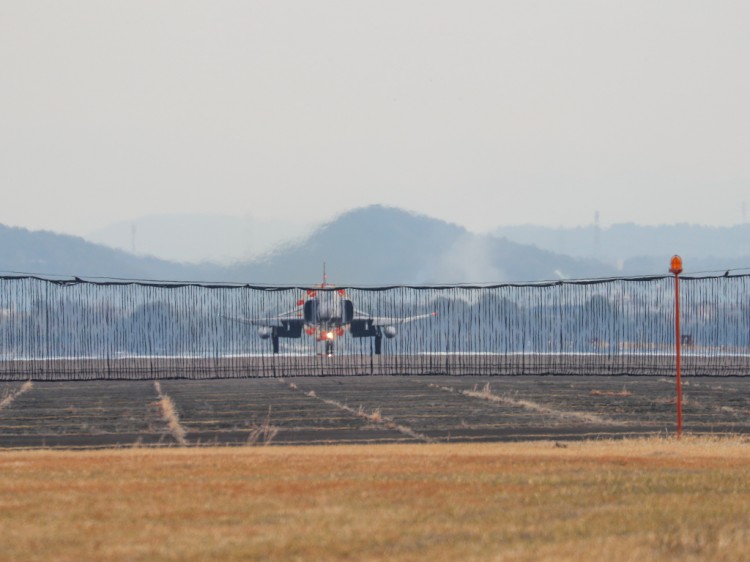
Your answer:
[669,255,683,438]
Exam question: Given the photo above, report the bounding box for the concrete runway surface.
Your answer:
[1,351,749,380]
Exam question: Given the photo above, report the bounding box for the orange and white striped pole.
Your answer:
[669,255,683,438]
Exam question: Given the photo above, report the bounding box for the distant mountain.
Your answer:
[222,206,617,284]
[86,213,314,264]
[0,223,221,281]
[493,223,750,263]
[1,206,619,284]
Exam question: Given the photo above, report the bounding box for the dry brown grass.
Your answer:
[431,382,619,426]
[154,381,188,446]
[1,438,749,561]
[289,380,434,442]
[246,406,279,446]
[590,387,633,397]
[0,380,33,410]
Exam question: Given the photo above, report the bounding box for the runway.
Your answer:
[1,351,749,380]
[1,375,748,448]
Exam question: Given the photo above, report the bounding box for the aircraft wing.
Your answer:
[349,311,435,339]
[222,314,305,330]
[221,300,303,326]
[362,312,436,327]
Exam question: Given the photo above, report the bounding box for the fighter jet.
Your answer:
[226,267,435,356]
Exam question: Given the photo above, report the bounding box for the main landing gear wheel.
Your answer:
[374,333,382,355]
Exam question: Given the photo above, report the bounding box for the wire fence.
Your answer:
[0,274,748,380]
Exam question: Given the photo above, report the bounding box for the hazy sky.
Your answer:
[1,1,749,237]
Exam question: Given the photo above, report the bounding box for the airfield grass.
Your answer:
[1,438,750,561]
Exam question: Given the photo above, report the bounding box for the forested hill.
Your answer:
[0,223,220,281]
[494,223,750,262]
[224,206,616,284]
[2,207,620,284]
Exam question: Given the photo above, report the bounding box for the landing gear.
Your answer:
[374,332,382,355]
[272,333,279,354]
[325,340,334,356]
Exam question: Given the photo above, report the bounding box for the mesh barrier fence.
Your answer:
[0,274,749,380]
